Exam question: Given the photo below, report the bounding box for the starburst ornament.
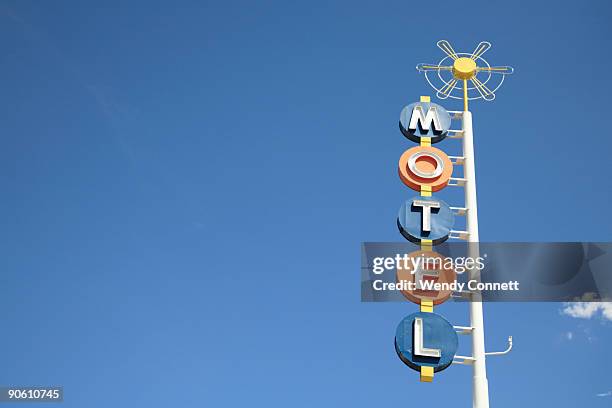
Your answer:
[416,40,514,110]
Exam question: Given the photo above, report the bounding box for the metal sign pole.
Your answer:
[462,110,490,408]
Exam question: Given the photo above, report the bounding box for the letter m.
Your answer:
[408,105,442,133]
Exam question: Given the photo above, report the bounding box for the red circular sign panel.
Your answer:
[398,146,453,192]
[396,250,457,305]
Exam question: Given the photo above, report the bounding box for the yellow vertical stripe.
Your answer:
[420,366,434,382]
[420,299,434,313]
[420,185,432,197]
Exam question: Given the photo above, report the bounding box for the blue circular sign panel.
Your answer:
[395,312,458,373]
[399,102,451,144]
[397,196,454,244]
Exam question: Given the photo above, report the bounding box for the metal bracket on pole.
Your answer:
[451,291,473,300]
[452,355,475,365]
[485,336,513,357]
[449,206,468,216]
[454,325,474,335]
[446,129,464,139]
[452,317,476,366]
[452,326,476,365]
[451,336,513,366]
[449,230,469,240]
[448,177,467,187]
[448,155,465,165]
[447,111,465,119]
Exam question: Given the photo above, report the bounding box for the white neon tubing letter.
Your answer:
[412,199,441,232]
[408,105,442,132]
[413,317,441,358]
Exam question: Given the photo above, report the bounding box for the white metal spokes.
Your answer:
[437,40,459,60]
[416,63,452,72]
[477,66,514,75]
[437,78,457,99]
[471,76,495,101]
[470,42,491,60]
[417,41,513,102]
[421,53,502,101]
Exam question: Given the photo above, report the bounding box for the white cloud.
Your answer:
[561,302,612,320]
[596,391,612,397]
[565,331,573,340]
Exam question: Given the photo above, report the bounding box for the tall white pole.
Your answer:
[462,111,490,408]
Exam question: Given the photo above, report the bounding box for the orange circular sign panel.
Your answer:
[396,250,457,305]
[398,146,453,192]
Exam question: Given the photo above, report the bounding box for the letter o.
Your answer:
[407,151,444,179]
[399,146,453,192]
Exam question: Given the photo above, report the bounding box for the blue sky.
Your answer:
[0,0,611,407]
